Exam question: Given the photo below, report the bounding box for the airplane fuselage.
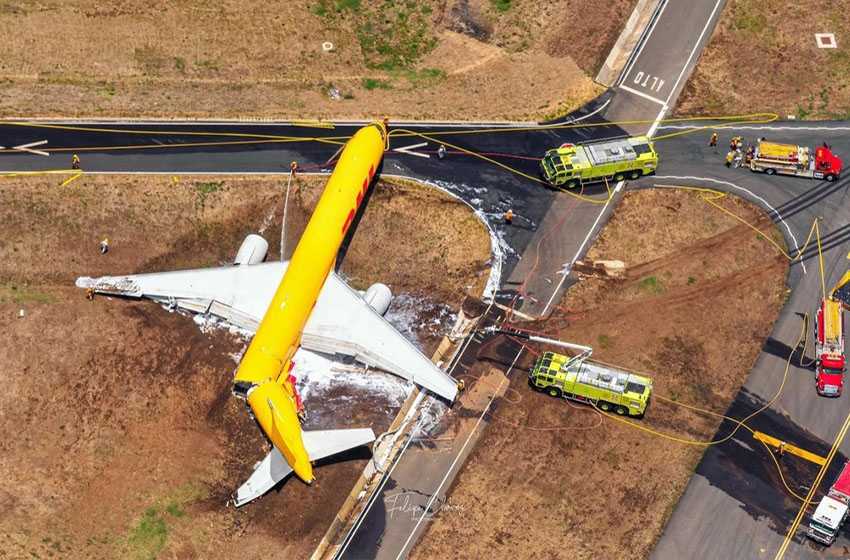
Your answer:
[233,122,387,483]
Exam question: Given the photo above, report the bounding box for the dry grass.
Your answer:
[0,0,634,120]
[676,0,850,119]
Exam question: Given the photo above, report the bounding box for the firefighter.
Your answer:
[745,144,755,165]
[709,132,718,152]
[71,154,81,170]
[504,208,514,225]
[437,144,447,160]
[725,151,735,168]
[99,237,110,255]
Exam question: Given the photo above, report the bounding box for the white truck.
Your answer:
[808,460,850,545]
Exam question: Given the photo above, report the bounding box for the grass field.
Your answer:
[0,0,636,120]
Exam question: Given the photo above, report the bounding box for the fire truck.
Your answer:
[540,136,658,189]
[481,325,653,417]
[808,460,850,545]
[815,272,850,396]
[529,351,652,417]
[816,298,845,396]
[749,140,842,182]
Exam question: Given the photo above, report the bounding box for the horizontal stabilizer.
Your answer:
[233,428,375,507]
[77,261,459,401]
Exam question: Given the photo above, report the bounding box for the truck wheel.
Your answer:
[765,168,776,176]
[629,170,641,180]
[614,173,625,181]
[598,401,612,412]
[826,174,837,182]
[547,387,563,398]
[565,179,579,189]
[615,406,628,416]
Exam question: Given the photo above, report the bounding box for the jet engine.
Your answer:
[363,283,392,316]
[234,234,269,265]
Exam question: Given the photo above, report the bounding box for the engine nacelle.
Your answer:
[234,234,269,265]
[364,283,392,316]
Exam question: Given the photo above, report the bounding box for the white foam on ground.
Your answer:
[384,293,456,350]
[292,347,412,406]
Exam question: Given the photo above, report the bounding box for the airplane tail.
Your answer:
[232,428,375,507]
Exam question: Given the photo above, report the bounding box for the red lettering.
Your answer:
[342,208,355,234]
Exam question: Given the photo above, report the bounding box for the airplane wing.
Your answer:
[76,262,459,401]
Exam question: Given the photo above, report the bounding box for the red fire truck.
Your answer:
[750,141,842,182]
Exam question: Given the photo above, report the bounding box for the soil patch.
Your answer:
[412,188,789,559]
[0,0,633,120]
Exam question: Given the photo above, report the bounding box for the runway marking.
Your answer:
[0,139,50,156]
[395,345,524,560]
[618,84,667,107]
[618,0,670,86]
[13,140,50,156]
[651,176,805,273]
[392,142,430,159]
[664,0,724,105]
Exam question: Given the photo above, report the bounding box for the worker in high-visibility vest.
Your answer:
[71,154,81,170]
[725,151,735,168]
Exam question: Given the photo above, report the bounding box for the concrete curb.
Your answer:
[596,0,664,88]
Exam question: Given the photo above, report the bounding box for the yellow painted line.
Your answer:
[752,431,826,466]
[291,120,335,129]
[59,171,83,187]
[0,168,79,177]
[774,407,850,559]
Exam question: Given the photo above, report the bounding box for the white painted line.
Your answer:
[664,0,724,105]
[395,346,524,560]
[540,182,623,317]
[392,142,430,159]
[658,125,850,132]
[618,0,670,86]
[12,140,49,156]
[619,84,667,107]
[652,175,806,274]
[647,103,669,138]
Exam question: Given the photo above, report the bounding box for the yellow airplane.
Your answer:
[77,122,460,506]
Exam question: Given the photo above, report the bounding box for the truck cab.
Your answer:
[809,460,850,545]
[808,495,848,545]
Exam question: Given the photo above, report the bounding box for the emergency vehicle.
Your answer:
[749,141,842,182]
[529,351,652,417]
[808,460,850,545]
[540,136,658,188]
[816,298,845,397]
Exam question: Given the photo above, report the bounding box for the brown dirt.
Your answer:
[676,0,850,119]
[0,0,635,120]
[0,174,489,559]
[412,188,790,559]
